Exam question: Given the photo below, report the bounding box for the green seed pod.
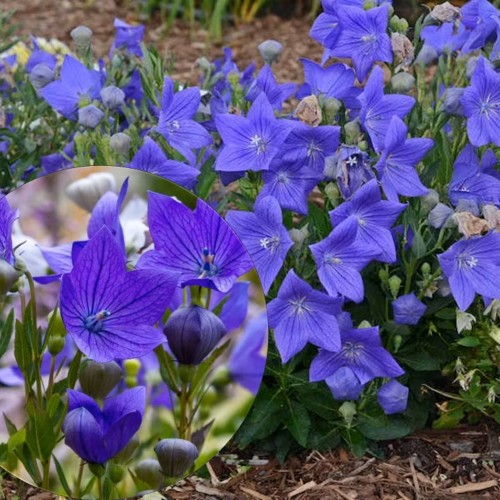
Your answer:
[421,262,431,277]
[344,120,361,144]
[135,459,164,489]
[79,359,122,399]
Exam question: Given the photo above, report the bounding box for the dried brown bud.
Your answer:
[391,33,414,70]
[295,95,322,127]
[430,2,461,23]
[483,205,500,231]
[453,211,489,238]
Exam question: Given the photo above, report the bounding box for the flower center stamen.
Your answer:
[250,134,267,155]
[260,236,281,254]
[84,310,111,333]
[342,341,363,361]
[198,247,217,278]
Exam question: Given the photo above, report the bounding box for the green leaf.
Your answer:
[284,400,310,448]
[196,158,217,200]
[457,336,480,347]
[274,430,293,464]
[0,309,14,358]
[8,428,26,452]
[0,443,8,462]
[25,408,56,460]
[14,319,33,378]
[190,341,230,397]
[3,413,17,436]
[306,419,341,451]
[53,455,72,497]
[235,386,286,448]
[357,413,413,441]
[411,230,426,259]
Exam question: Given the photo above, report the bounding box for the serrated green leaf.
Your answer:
[284,400,310,448]
[0,309,14,358]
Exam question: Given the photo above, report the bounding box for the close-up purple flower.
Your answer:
[438,231,500,311]
[310,326,405,382]
[40,55,103,119]
[126,136,200,189]
[0,195,17,264]
[268,270,342,363]
[392,293,427,325]
[60,227,179,361]
[359,66,415,153]
[329,180,406,263]
[63,387,145,464]
[330,5,392,82]
[309,218,375,303]
[461,57,500,147]
[461,0,499,53]
[377,379,409,414]
[374,116,433,202]
[156,77,213,165]
[214,93,290,172]
[225,196,293,295]
[138,192,253,293]
[228,313,267,394]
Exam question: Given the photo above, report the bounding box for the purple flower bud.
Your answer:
[79,359,122,399]
[110,132,131,156]
[392,293,426,325]
[70,25,93,51]
[258,40,283,65]
[78,104,104,128]
[326,367,365,401]
[100,85,126,110]
[377,379,409,414]
[163,305,227,365]
[29,63,54,90]
[154,438,199,477]
[428,202,453,228]
[443,88,465,116]
[415,44,438,66]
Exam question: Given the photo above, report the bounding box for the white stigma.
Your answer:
[260,235,280,254]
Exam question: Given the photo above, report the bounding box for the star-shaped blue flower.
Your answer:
[60,227,179,362]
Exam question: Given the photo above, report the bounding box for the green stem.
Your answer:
[205,287,212,309]
[97,475,103,499]
[46,355,57,400]
[74,460,85,498]
[42,459,50,490]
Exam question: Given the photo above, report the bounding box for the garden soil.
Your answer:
[2,1,500,499]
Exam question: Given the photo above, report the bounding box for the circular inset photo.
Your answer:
[0,167,267,499]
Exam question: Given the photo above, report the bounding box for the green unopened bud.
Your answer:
[47,308,67,338]
[421,262,431,277]
[123,358,141,377]
[70,26,93,52]
[324,182,340,205]
[0,261,19,297]
[393,335,403,352]
[390,72,415,93]
[125,375,137,388]
[320,96,342,116]
[378,268,389,285]
[358,320,372,329]
[390,15,409,33]
[135,459,164,489]
[358,140,369,151]
[364,0,375,9]
[48,336,65,356]
[88,462,105,478]
[14,256,28,273]
[388,275,402,299]
[344,120,361,144]
[339,401,356,426]
[79,359,122,399]
[108,463,125,484]
[154,438,199,478]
